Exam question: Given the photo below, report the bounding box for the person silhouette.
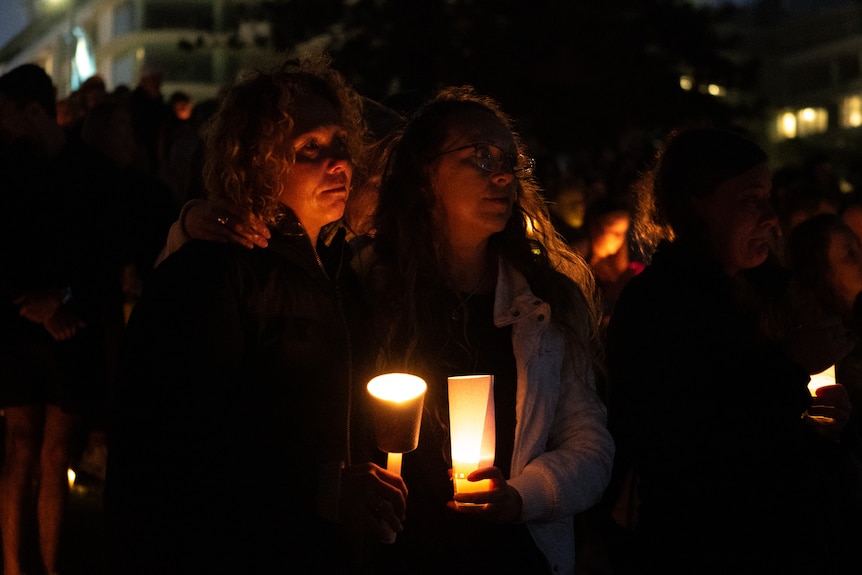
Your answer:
[606,126,854,574]
[0,62,118,575]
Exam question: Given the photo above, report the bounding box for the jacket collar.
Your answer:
[493,258,549,327]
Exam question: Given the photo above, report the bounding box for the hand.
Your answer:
[339,462,408,540]
[14,288,64,323]
[447,466,523,524]
[804,383,853,441]
[183,200,270,249]
[43,308,86,341]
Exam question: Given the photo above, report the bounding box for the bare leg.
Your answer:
[37,404,81,575]
[1,405,43,575]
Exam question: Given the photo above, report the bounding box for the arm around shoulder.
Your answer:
[154,199,203,267]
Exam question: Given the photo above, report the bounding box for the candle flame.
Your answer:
[367,373,427,403]
[808,365,836,397]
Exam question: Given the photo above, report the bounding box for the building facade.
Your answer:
[0,0,284,103]
[745,1,862,174]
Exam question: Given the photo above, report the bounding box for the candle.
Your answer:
[448,374,495,503]
[366,372,427,466]
[387,452,403,477]
[366,372,427,543]
[808,364,836,397]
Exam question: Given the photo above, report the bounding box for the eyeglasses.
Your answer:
[435,143,535,176]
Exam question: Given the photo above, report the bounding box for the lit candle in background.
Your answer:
[448,374,495,504]
[808,364,836,397]
[67,468,76,490]
[805,364,839,425]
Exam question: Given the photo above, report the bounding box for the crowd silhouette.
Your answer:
[2,58,862,575]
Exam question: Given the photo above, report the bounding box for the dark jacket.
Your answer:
[105,212,366,574]
[606,240,838,574]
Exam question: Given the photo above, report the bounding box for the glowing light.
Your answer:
[841,96,862,128]
[679,75,694,91]
[808,365,835,396]
[71,27,96,90]
[797,107,828,137]
[778,112,797,139]
[448,375,495,501]
[367,373,427,404]
[366,373,427,473]
[366,373,427,544]
[707,83,725,97]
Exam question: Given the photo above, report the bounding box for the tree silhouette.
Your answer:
[266,0,757,181]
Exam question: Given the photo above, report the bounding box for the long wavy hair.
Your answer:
[368,86,603,388]
[202,55,367,227]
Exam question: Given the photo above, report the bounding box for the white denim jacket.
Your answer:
[495,258,615,574]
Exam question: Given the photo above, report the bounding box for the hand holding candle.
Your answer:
[445,466,524,523]
[366,372,427,542]
[804,364,852,440]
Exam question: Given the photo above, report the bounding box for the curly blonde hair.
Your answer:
[202,54,367,227]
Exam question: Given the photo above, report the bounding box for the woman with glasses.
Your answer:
[358,86,614,575]
[166,85,614,574]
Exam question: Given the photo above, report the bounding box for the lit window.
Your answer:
[679,75,694,91]
[797,107,828,137]
[841,96,862,128]
[777,111,797,139]
[707,83,726,97]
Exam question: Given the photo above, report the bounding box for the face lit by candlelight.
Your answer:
[279,94,352,240]
[430,108,518,247]
[590,210,630,259]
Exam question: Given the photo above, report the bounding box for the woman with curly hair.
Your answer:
[358,86,614,575]
[104,56,407,574]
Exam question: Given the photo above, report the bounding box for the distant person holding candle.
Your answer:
[104,56,407,575]
[786,212,862,572]
[787,213,862,442]
[356,86,615,575]
[605,126,854,574]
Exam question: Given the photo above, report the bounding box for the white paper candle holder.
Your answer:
[448,374,495,506]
